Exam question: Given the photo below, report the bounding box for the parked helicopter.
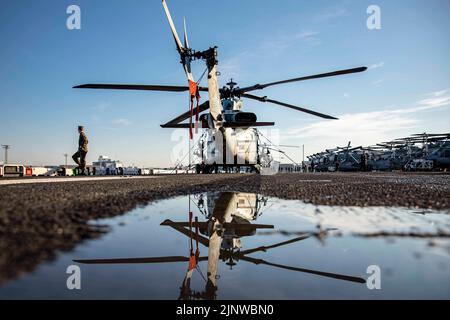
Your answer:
[73,0,368,173]
[405,133,450,170]
[74,192,365,300]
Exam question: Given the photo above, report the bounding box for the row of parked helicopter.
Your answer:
[307,133,450,172]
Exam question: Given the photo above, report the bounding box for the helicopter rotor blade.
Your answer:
[181,18,194,80]
[237,67,367,94]
[183,18,190,49]
[242,93,338,120]
[74,84,185,92]
[162,0,193,81]
[412,133,450,137]
[160,220,274,230]
[161,219,210,247]
[162,0,185,54]
[73,84,208,92]
[239,234,311,255]
[240,256,366,284]
[161,101,210,127]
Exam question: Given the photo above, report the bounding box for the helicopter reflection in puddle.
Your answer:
[75,192,365,300]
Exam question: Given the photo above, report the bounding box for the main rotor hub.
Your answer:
[221,79,242,100]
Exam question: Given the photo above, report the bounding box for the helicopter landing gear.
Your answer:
[195,163,214,174]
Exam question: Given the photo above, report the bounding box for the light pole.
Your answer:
[1,145,11,164]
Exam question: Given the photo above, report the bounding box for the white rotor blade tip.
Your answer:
[183,17,190,48]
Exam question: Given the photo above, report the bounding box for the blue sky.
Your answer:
[0,0,449,166]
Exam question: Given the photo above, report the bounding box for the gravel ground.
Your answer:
[0,172,449,283]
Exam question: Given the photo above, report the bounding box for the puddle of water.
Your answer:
[0,192,449,299]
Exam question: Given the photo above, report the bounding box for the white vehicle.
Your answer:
[1,164,24,177]
[140,168,152,175]
[152,168,191,174]
[31,166,57,176]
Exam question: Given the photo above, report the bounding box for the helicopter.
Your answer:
[73,0,367,173]
[74,192,366,300]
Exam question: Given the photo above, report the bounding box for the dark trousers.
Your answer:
[72,150,87,172]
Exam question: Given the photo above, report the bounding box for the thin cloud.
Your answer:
[220,51,250,79]
[92,102,111,112]
[368,62,385,70]
[286,109,418,139]
[262,30,321,51]
[415,95,450,110]
[315,8,348,21]
[220,30,320,79]
[298,31,319,40]
[372,79,384,87]
[430,89,449,97]
[296,31,321,46]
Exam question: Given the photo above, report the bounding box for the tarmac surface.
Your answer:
[0,172,449,283]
